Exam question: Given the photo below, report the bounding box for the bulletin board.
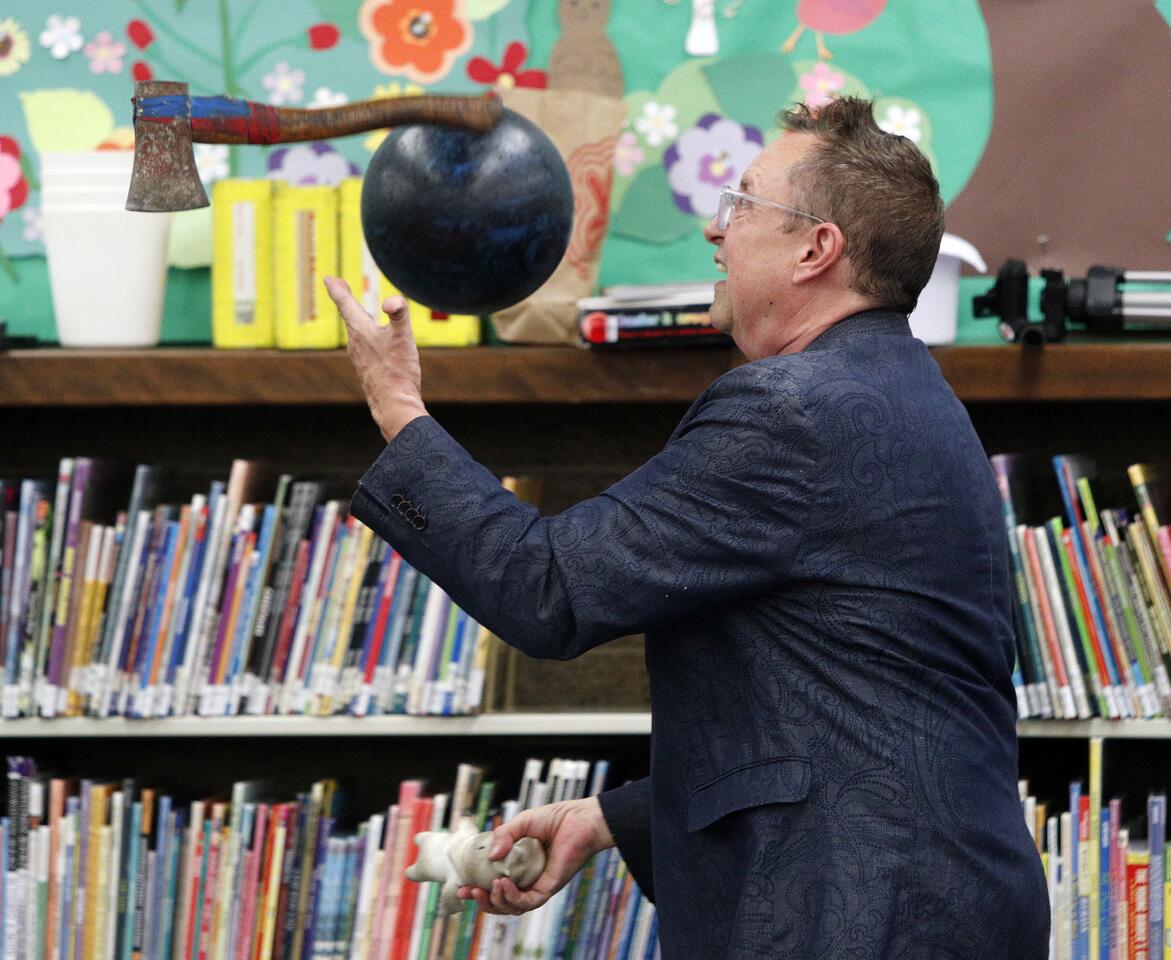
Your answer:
[0,0,1168,341]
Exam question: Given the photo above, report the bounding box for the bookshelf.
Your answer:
[2,338,1170,805]
[1,335,1170,960]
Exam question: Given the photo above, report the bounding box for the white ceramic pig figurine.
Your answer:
[404,817,547,915]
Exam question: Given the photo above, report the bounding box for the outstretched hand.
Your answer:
[459,796,616,916]
[323,276,428,442]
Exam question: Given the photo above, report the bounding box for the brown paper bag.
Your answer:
[490,87,627,344]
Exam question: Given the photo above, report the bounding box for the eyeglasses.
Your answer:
[716,186,825,231]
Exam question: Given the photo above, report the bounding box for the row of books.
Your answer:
[1028,737,1168,960]
[0,755,658,960]
[0,458,498,719]
[211,178,480,351]
[994,457,1171,721]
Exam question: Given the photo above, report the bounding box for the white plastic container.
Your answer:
[42,206,172,347]
[907,233,986,345]
[39,150,173,347]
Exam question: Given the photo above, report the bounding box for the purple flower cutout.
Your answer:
[267,141,359,186]
[664,114,763,217]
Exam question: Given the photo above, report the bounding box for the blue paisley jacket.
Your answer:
[350,309,1050,960]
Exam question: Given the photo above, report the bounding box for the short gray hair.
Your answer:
[779,97,944,315]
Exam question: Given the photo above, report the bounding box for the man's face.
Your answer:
[704,133,818,358]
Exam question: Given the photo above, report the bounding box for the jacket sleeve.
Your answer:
[350,364,816,660]
[597,777,654,903]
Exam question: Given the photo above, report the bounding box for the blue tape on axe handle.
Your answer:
[138,95,251,119]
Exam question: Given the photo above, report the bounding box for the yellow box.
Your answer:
[337,177,480,347]
[273,183,340,349]
[211,179,274,348]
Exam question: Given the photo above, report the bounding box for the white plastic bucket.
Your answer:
[40,150,135,172]
[908,234,986,345]
[41,206,172,347]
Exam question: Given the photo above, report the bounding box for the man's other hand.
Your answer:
[458,796,616,916]
[323,276,428,442]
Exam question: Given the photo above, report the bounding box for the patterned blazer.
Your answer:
[350,309,1050,960]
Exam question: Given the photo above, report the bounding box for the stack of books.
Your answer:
[0,755,659,960]
[993,457,1171,720]
[0,459,497,720]
[577,282,729,349]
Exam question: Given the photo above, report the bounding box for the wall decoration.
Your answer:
[781,0,889,60]
[547,0,622,96]
[0,18,32,76]
[358,0,472,84]
[0,0,1166,343]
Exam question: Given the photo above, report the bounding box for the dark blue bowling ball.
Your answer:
[361,107,573,316]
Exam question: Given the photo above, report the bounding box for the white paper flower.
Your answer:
[39,14,83,60]
[635,102,678,148]
[194,144,230,185]
[878,105,923,144]
[309,87,349,109]
[261,62,305,106]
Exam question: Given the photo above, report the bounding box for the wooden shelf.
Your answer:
[1,342,1168,406]
[0,713,1167,739]
[0,712,653,738]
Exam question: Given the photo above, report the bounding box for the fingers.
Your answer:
[323,276,378,337]
[462,877,546,916]
[381,295,409,324]
[489,810,541,860]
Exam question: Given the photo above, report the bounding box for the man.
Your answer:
[324,97,1049,959]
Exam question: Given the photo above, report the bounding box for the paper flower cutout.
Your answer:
[85,31,126,74]
[267,142,360,186]
[466,41,546,90]
[262,61,306,105]
[0,19,31,76]
[664,114,763,217]
[40,14,83,60]
[359,0,472,85]
[635,102,678,148]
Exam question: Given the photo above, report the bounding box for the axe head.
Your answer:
[126,80,209,212]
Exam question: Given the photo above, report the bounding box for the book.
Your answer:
[211,178,275,349]
[274,183,341,350]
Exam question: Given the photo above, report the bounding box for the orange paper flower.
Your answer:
[359,0,471,85]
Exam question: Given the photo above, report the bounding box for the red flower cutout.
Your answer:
[0,137,29,221]
[307,23,339,51]
[466,41,547,90]
[132,60,153,82]
[127,19,154,50]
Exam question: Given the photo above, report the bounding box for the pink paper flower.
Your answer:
[613,131,645,177]
[85,31,126,74]
[799,62,844,109]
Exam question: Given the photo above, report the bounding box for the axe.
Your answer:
[125,80,502,212]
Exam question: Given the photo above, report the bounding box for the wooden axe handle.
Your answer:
[171,94,502,144]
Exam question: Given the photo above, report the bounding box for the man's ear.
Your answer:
[792,222,846,285]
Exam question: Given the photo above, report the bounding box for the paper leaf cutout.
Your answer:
[702,52,791,134]
[610,164,697,244]
[19,89,114,152]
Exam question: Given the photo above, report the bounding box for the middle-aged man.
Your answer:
[324,97,1049,959]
